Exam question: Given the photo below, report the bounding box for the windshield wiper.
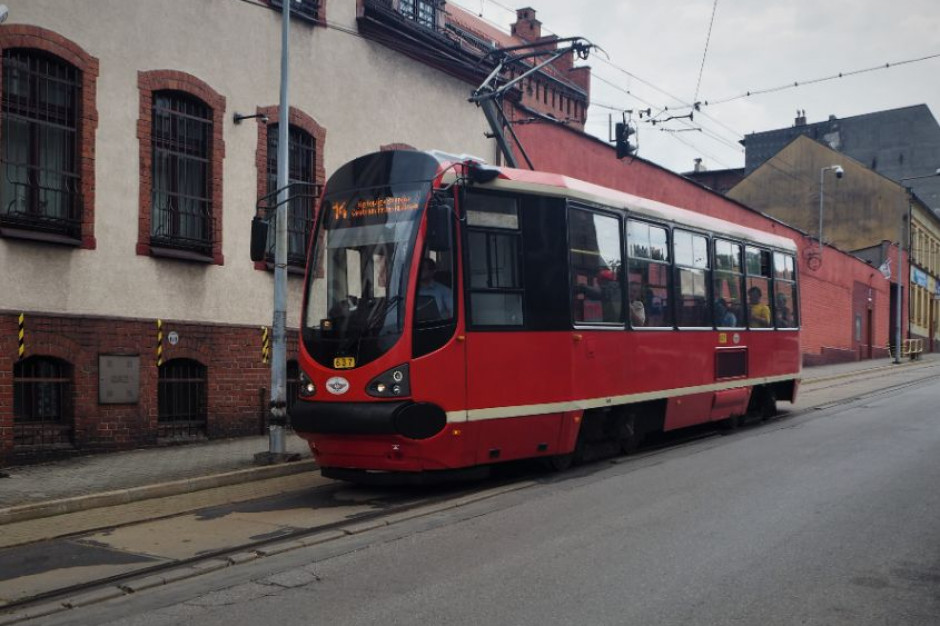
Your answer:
[364,295,403,332]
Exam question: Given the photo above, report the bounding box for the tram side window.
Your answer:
[627,219,672,328]
[745,246,773,328]
[773,252,798,328]
[674,230,711,327]
[465,193,524,327]
[713,239,743,327]
[569,208,623,324]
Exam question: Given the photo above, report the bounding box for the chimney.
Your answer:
[693,158,707,173]
[511,7,541,41]
[795,109,807,126]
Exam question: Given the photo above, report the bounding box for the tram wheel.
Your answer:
[717,412,741,433]
[619,415,638,454]
[758,388,778,421]
[544,453,574,472]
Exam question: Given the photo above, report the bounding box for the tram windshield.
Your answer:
[302,151,439,368]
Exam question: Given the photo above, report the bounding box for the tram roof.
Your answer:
[439,157,797,253]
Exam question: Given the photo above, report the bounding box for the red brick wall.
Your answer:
[512,121,899,365]
[0,312,299,466]
[137,70,226,265]
[0,25,99,249]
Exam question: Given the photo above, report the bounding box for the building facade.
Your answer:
[0,0,508,464]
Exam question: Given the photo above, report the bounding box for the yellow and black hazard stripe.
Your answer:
[156,319,164,367]
[261,326,271,364]
[17,313,25,360]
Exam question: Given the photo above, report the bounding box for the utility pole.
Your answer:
[257,0,291,462]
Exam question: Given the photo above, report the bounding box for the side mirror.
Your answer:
[425,196,453,252]
[250,216,269,263]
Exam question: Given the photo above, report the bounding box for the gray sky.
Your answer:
[450,0,940,174]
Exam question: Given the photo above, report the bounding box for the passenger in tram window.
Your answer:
[418,257,453,319]
[748,286,771,328]
[597,268,622,322]
[775,293,792,327]
[715,297,737,327]
[628,281,646,326]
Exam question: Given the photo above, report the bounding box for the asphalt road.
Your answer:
[33,369,940,626]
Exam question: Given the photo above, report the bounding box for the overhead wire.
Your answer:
[692,0,719,105]
[450,0,748,164]
[694,51,940,109]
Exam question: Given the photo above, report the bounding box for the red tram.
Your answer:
[289,150,800,480]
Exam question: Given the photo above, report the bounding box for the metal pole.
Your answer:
[268,0,291,455]
[818,167,825,254]
[894,203,905,364]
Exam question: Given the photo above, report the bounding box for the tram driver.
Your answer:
[417,257,453,320]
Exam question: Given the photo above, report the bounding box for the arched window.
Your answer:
[265,124,318,266]
[13,356,74,448]
[1,49,82,239]
[158,358,207,439]
[151,91,213,255]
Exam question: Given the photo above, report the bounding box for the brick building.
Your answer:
[0,0,511,465]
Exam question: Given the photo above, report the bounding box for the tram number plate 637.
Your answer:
[333,357,355,369]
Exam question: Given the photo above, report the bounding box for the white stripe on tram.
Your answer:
[444,373,799,423]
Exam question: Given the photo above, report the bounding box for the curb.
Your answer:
[0,459,318,527]
[801,357,940,386]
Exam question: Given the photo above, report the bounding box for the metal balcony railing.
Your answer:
[0,162,83,239]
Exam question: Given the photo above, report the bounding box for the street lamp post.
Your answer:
[817,164,844,259]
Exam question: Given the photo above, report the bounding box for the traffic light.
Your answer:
[615,122,636,159]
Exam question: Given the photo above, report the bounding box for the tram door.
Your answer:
[411,193,468,461]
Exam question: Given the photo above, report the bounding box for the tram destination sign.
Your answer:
[327,189,425,229]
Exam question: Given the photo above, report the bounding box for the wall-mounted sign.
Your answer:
[167,330,179,346]
[99,355,140,404]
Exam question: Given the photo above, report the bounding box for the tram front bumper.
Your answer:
[289,400,447,440]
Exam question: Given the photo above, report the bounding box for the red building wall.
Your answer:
[0,312,295,466]
[512,122,899,365]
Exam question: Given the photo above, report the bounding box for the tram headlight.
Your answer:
[367,364,410,398]
[298,370,316,398]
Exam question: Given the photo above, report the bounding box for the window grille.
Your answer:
[270,0,320,23]
[264,124,317,266]
[399,0,438,29]
[158,358,208,439]
[0,49,82,238]
[13,356,74,448]
[151,91,213,255]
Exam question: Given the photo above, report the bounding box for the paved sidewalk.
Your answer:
[0,353,937,525]
[0,434,313,521]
